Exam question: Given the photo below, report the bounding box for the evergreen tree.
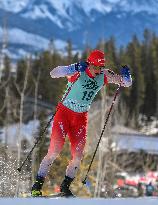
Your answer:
[81,45,91,61]
[104,36,118,70]
[72,52,79,63]
[141,31,156,119]
[151,34,158,118]
[16,59,28,90]
[125,36,144,127]
[66,40,73,64]
[36,52,66,105]
[1,55,11,81]
[0,55,13,126]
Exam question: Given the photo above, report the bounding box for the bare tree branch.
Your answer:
[15,55,31,196]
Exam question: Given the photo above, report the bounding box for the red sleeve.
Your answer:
[104,74,108,85]
[67,72,80,83]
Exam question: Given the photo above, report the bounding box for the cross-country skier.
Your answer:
[31,50,132,197]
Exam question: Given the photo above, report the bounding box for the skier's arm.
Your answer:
[103,65,132,87]
[50,62,89,78]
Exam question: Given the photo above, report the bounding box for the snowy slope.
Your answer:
[1,120,39,146]
[1,197,158,205]
[0,27,49,49]
[0,25,67,60]
[0,0,29,13]
[1,0,158,16]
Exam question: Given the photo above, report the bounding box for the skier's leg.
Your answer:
[31,107,68,196]
[66,124,87,178]
[37,120,66,178]
[60,112,88,196]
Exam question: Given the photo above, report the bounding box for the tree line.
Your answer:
[0,29,158,129]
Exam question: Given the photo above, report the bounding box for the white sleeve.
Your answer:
[103,69,132,87]
[50,64,77,78]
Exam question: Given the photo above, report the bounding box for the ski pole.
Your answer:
[17,114,54,172]
[17,80,77,172]
[82,85,121,185]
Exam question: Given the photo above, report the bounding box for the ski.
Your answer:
[43,192,76,198]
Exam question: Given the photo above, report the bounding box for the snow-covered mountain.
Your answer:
[0,0,158,60]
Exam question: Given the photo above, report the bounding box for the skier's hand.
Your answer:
[75,61,89,72]
[121,65,131,79]
[120,65,132,87]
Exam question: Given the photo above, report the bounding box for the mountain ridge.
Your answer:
[0,0,158,59]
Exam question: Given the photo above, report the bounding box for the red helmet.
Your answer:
[87,50,105,67]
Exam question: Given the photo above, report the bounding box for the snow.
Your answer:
[0,26,49,50]
[118,0,158,15]
[112,125,140,135]
[1,0,158,16]
[0,197,158,205]
[8,28,49,50]
[141,119,158,135]
[0,116,55,146]
[0,0,29,13]
[77,0,112,14]
[0,26,67,59]
[2,48,29,61]
[22,4,65,28]
[1,0,158,59]
[0,27,66,50]
[46,0,72,19]
[22,5,49,19]
[54,39,67,50]
[113,133,158,154]
[1,120,40,146]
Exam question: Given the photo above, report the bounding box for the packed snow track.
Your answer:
[0,197,158,205]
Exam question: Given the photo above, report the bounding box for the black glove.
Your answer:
[120,65,131,78]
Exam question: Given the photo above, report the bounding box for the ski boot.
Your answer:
[59,175,75,197]
[31,175,45,197]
